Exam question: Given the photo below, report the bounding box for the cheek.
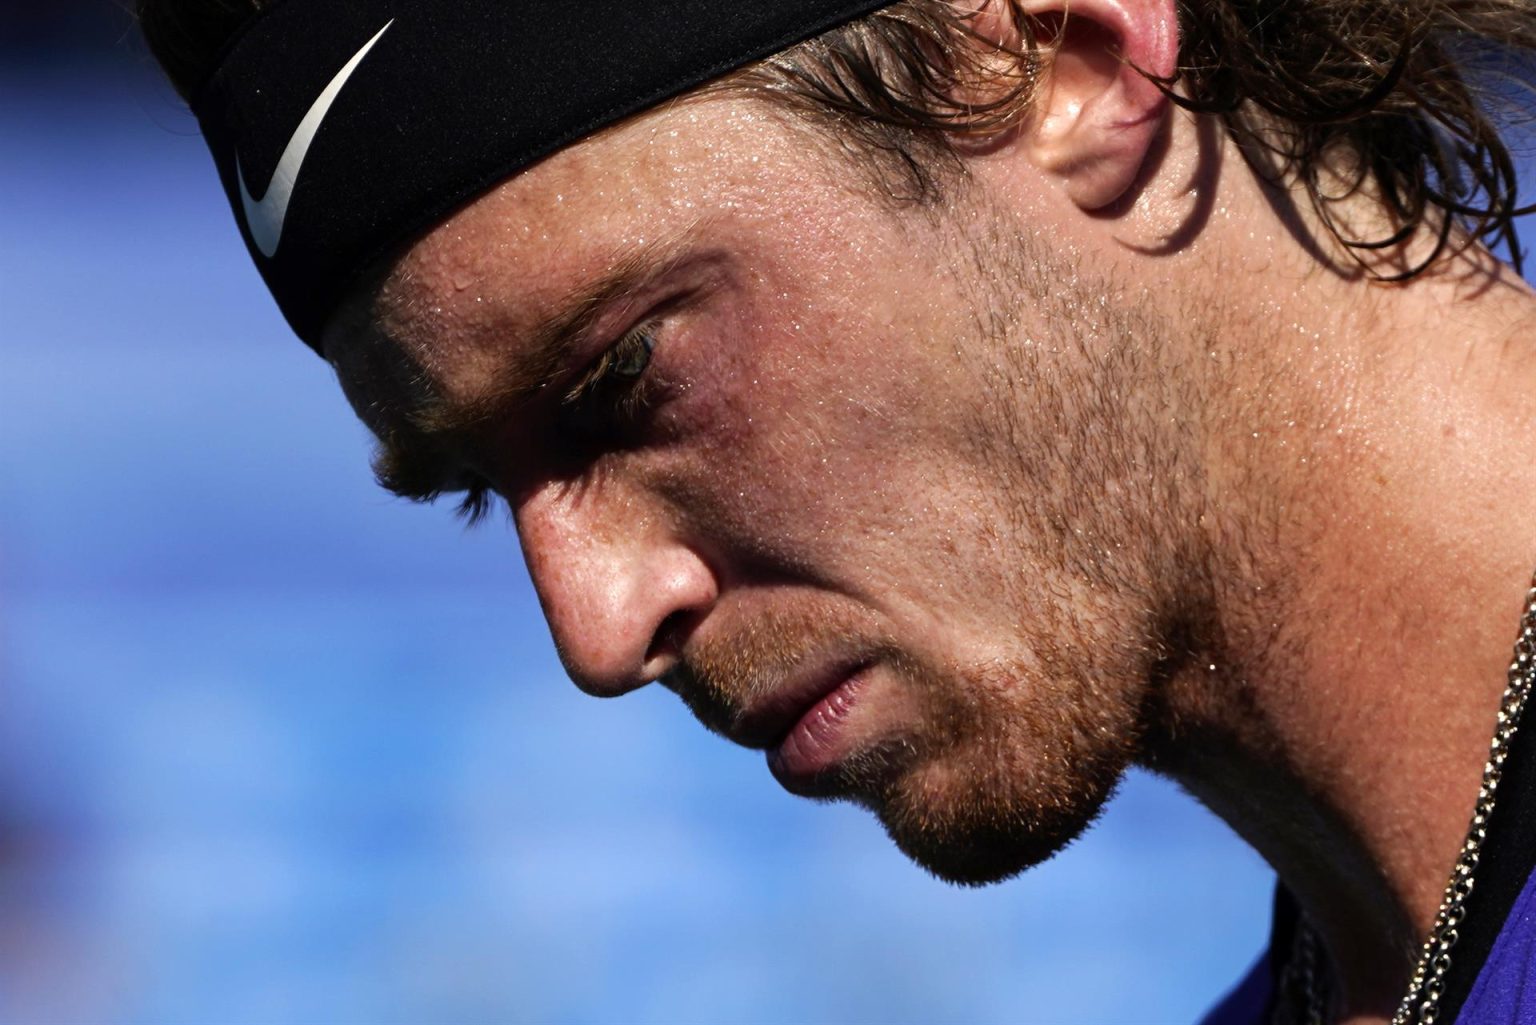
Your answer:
[661,300,1012,592]
[680,328,905,515]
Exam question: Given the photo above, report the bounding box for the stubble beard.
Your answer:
[673,190,1203,888]
[859,200,1200,885]
[670,595,1155,887]
[847,644,1152,887]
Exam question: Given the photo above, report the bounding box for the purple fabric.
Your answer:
[1457,865,1536,1025]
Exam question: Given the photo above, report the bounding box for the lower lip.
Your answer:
[768,667,873,790]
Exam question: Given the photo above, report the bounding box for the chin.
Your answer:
[856,734,1132,887]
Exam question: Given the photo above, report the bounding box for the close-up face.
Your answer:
[326,92,1197,886]
[24,2,1536,1021]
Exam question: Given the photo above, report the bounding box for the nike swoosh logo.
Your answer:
[237,20,394,259]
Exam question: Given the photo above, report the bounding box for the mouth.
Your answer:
[727,659,877,792]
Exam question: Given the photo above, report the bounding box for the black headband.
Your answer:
[192,0,900,353]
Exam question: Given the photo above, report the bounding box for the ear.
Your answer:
[971,0,1178,210]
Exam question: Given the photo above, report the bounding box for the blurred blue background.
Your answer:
[5,5,1527,1024]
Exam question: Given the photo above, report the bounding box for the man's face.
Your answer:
[327,94,1190,885]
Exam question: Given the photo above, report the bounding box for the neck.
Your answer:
[1133,172,1536,1022]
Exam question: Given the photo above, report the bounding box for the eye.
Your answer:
[609,328,653,379]
[558,322,660,445]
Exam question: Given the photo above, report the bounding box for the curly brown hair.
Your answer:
[140,0,1535,276]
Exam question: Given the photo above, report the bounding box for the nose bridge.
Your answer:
[515,477,716,697]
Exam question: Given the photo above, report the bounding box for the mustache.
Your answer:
[660,601,883,739]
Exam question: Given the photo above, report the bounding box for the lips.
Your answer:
[727,658,872,749]
[717,658,876,790]
[766,668,875,789]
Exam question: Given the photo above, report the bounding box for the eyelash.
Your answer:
[454,478,498,526]
[558,320,659,439]
[450,321,660,528]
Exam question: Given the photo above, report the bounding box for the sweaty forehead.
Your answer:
[194,1,907,347]
[324,93,818,412]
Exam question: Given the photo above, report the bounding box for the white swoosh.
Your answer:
[237,20,394,258]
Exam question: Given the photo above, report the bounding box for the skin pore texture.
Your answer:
[321,3,1536,1021]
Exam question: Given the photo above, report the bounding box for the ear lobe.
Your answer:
[1017,0,1178,210]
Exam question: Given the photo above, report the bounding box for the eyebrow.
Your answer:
[374,231,699,501]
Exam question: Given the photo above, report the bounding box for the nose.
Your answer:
[514,480,718,697]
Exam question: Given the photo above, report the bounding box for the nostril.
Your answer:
[645,609,695,675]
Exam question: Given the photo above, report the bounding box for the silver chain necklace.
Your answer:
[1281,569,1536,1025]
[1393,569,1536,1024]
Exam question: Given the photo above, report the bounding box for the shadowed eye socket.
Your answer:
[565,323,655,397]
[610,327,654,378]
[557,321,660,444]
[383,321,663,528]
[371,436,503,526]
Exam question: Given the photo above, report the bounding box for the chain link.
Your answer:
[1390,571,1536,1025]
[1280,571,1536,1025]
